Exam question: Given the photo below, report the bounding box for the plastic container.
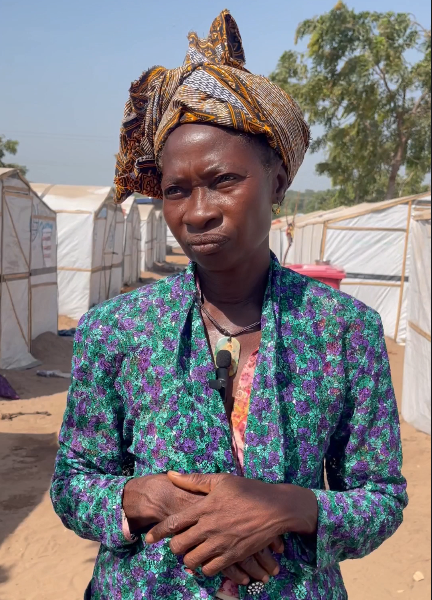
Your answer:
[288,264,346,290]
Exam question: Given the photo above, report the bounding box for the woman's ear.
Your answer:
[272,162,289,206]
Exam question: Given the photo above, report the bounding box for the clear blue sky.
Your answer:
[0,0,430,191]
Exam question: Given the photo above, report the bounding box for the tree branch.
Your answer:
[399,171,415,195]
[411,90,429,116]
[374,64,395,98]
[408,15,432,37]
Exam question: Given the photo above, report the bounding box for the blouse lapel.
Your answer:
[177,263,235,474]
[243,255,290,483]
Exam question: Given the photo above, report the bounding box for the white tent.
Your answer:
[137,204,157,275]
[270,207,345,265]
[154,210,167,264]
[275,193,431,342]
[0,168,58,369]
[402,209,431,434]
[121,197,142,286]
[32,184,125,321]
[270,219,291,265]
[167,226,180,250]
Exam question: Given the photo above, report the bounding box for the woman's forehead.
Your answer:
[161,124,260,171]
[164,123,247,149]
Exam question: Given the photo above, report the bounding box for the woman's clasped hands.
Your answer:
[140,471,318,586]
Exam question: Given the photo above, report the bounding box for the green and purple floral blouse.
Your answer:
[51,255,408,600]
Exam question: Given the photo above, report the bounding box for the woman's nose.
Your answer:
[182,186,221,231]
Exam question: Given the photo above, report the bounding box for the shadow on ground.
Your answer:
[0,566,8,585]
[0,431,59,587]
[0,334,74,401]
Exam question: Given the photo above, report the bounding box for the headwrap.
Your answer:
[114,10,310,204]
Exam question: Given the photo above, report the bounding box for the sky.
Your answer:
[0,0,430,191]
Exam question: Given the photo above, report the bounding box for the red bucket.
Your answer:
[288,264,346,290]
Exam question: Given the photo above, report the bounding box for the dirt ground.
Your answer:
[0,323,430,599]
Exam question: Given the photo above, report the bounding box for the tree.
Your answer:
[281,188,338,216]
[0,135,28,176]
[270,2,431,204]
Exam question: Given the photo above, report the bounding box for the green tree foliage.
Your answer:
[271,2,431,205]
[0,135,28,176]
[280,189,336,217]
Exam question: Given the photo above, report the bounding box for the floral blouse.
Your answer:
[51,255,408,600]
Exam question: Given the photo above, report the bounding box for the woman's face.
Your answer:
[161,124,287,271]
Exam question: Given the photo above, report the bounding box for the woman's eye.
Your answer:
[216,174,237,186]
[164,186,183,198]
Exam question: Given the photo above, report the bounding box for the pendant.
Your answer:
[215,337,241,376]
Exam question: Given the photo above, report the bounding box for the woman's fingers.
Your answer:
[202,552,268,580]
[169,528,207,557]
[235,555,271,583]
[167,471,224,494]
[255,546,280,577]
[221,565,251,586]
[270,536,285,554]
[183,541,220,573]
[145,508,198,544]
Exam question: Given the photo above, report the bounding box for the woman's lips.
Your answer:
[187,235,230,255]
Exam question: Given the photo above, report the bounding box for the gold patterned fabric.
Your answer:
[114,10,310,203]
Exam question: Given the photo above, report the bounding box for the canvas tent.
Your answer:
[121,197,142,286]
[402,209,431,434]
[154,210,167,264]
[167,226,180,250]
[269,219,291,265]
[270,207,345,265]
[274,193,431,342]
[137,204,157,274]
[0,169,58,369]
[32,184,124,321]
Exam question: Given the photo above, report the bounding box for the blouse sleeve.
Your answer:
[312,308,408,570]
[50,311,134,551]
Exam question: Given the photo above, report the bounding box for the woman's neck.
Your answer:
[196,248,270,311]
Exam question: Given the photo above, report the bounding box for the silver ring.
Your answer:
[247,580,266,596]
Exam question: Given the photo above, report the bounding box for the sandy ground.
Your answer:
[0,310,430,599]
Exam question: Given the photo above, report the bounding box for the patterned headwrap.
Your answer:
[114,10,310,204]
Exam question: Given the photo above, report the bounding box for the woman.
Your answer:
[51,11,408,600]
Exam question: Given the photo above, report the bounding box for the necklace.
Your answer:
[196,289,261,376]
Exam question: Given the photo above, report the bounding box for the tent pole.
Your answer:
[326,193,428,225]
[328,225,407,233]
[4,199,30,271]
[394,201,413,342]
[29,195,33,352]
[342,281,401,288]
[99,206,109,304]
[320,223,328,261]
[4,189,32,357]
[0,179,4,365]
[25,177,42,353]
[408,321,432,343]
[4,281,29,347]
[106,207,118,298]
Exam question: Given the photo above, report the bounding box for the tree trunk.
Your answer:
[387,139,407,200]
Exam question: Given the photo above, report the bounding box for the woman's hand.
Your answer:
[123,474,204,534]
[124,473,288,585]
[221,537,284,586]
[146,472,318,578]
